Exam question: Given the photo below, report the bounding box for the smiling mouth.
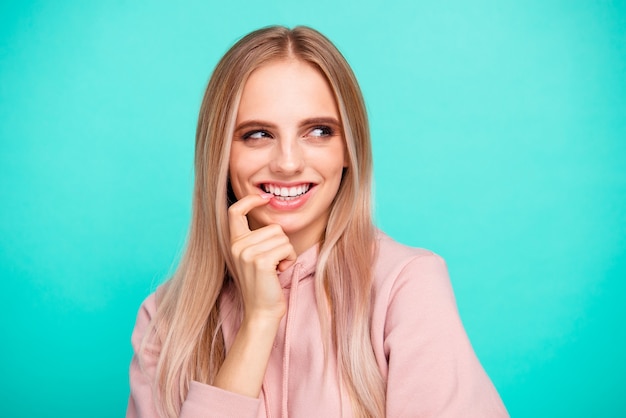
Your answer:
[261,183,312,200]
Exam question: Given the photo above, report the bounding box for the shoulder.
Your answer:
[133,284,167,322]
[373,230,448,283]
[137,291,158,318]
[372,230,454,308]
[374,230,440,262]
[130,284,168,350]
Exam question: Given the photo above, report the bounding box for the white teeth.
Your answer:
[262,183,310,198]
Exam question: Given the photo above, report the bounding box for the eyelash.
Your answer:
[310,126,334,137]
[241,130,272,141]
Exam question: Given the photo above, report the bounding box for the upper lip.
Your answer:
[256,181,314,188]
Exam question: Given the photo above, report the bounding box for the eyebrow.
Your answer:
[234,117,341,132]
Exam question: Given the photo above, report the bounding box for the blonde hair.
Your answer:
[143,26,384,417]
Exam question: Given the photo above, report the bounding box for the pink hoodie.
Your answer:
[127,232,508,417]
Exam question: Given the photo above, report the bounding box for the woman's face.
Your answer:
[229,59,347,254]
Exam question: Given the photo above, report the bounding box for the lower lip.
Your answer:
[266,186,315,211]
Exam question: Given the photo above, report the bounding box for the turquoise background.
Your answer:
[1,1,624,416]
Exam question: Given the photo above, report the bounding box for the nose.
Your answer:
[269,137,304,175]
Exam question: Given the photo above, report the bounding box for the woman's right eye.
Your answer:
[242,130,272,140]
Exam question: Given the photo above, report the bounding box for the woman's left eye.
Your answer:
[309,126,334,137]
[241,130,272,140]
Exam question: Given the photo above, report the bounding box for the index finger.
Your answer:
[228,193,273,239]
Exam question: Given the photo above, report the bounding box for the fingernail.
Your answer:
[260,193,273,199]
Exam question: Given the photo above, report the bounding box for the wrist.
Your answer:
[241,313,283,334]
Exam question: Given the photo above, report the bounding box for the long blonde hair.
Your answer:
[143,26,384,417]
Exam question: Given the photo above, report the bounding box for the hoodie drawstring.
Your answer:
[281,264,301,418]
[260,264,303,418]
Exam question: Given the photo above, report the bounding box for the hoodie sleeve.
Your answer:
[126,293,262,418]
[380,253,509,418]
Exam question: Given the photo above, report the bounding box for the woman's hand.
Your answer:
[213,193,297,397]
[228,193,297,323]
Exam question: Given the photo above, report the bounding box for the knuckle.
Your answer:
[227,204,239,217]
[239,247,255,264]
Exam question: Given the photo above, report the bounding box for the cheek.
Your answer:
[319,155,348,196]
[328,143,349,177]
[228,145,263,198]
[228,167,245,199]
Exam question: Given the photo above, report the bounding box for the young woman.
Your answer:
[127,26,508,418]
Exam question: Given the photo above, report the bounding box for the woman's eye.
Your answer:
[242,130,272,140]
[309,126,334,137]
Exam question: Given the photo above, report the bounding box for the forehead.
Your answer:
[236,59,340,123]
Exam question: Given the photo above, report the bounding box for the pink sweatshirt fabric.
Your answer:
[127,232,508,417]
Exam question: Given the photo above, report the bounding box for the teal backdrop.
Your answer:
[1,1,624,416]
